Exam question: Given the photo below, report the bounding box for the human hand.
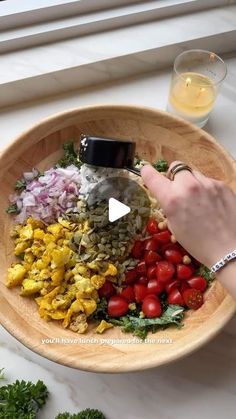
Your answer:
[141,162,236,269]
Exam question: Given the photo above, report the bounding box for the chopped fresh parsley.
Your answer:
[134,156,169,172]
[118,305,184,339]
[92,299,184,340]
[90,298,108,321]
[152,159,169,172]
[57,141,82,169]
[6,204,19,214]
[15,179,27,191]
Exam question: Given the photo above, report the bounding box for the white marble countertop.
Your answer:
[1,54,236,419]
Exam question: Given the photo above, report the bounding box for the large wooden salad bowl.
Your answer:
[0,105,235,372]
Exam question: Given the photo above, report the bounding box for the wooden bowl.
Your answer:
[0,104,235,373]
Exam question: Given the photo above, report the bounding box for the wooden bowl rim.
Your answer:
[0,103,235,372]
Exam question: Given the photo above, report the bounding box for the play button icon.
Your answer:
[108,198,131,222]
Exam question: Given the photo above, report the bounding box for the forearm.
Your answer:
[217,262,236,299]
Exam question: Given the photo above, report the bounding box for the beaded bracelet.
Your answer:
[210,249,236,274]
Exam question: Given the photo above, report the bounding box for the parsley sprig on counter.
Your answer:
[0,378,48,419]
[0,370,105,419]
[55,409,106,419]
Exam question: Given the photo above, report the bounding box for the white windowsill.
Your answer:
[0,1,235,109]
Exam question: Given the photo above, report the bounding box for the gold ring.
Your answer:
[168,163,193,181]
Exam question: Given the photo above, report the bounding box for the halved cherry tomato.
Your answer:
[167,289,185,306]
[146,218,159,234]
[120,286,135,303]
[156,260,175,283]
[138,276,148,285]
[176,264,194,280]
[147,278,164,295]
[182,288,204,309]
[134,283,147,302]
[131,240,144,259]
[144,250,161,265]
[108,295,129,317]
[143,238,159,252]
[147,265,157,280]
[98,280,115,299]
[153,230,171,245]
[142,296,162,318]
[165,279,180,295]
[123,268,137,285]
[164,249,183,264]
[136,260,147,275]
[187,276,207,292]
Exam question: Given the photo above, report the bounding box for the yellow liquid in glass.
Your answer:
[169,72,216,117]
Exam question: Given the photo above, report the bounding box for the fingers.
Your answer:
[168,161,199,185]
[141,165,171,208]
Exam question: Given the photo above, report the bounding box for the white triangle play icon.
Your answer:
[108,197,131,222]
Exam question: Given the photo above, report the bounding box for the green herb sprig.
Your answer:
[0,379,48,419]
[57,142,82,169]
[55,409,106,419]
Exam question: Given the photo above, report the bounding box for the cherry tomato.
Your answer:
[147,265,157,280]
[179,282,190,293]
[144,250,161,265]
[176,264,194,280]
[165,279,180,295]
[187,276,207,292]
[134,283,148,302]
[123,268,137,285]
[120,286,135,303]
[167,289,185,306]
[191,257,201,268]
[164,249,183,264]
[153,230,171,245]
[161,243,181,254]
[108,295,129,317]
[143,238,159,252]
[131,240,144,259]
[147,278,164,295]
[138,276,148,285]
[182,288,204,310]
[136,260,147,275]
[142,296,162,318]
[98,280,115,299]
[156,260,175,283]
[146,218,159,234]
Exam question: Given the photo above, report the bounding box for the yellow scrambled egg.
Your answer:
[7,217,117,333]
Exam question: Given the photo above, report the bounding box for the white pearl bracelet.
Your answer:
[210,249,236,274]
